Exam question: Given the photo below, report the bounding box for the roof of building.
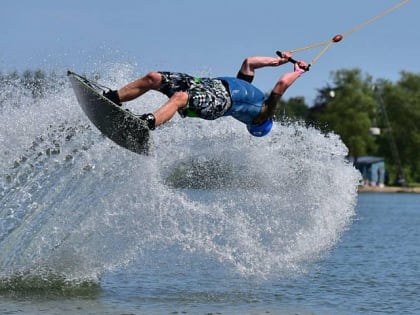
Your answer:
[349,156,385,164]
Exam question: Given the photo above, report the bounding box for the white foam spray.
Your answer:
[0,64,360,284]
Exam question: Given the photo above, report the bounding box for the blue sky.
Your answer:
[1,0,417,104]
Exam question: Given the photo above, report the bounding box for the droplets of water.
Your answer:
[0,64,360,283]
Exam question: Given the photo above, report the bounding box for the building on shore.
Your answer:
[350,156,385,187]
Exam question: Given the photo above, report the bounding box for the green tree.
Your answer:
[309,69,377,158]
[273,96,309,122]
[21,69,47,98]
[375,72,420,183]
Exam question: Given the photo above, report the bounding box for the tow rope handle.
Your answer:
[276,51,311,72]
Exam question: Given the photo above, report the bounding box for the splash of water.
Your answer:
[0,63,360,288]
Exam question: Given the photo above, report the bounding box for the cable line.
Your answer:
[278,0,410,69]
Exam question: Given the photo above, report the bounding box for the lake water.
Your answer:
[1,66,419,314]
[1,193,418,315]
[99,192,420,315]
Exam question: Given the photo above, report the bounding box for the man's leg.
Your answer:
[104,72,188,129]
[122,72,189,127]
[153,91,188,126]
[118,72,163,102]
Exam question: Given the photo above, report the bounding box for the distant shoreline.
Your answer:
[358,186,420,193]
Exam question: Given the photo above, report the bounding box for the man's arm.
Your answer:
[237,52,292,82]
[271,61,306,96]
[253,60,308,124]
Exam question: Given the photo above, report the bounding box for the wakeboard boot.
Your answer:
[103,90,122,106]
[139,113,156,130]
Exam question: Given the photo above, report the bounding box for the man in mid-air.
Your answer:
[104,52,307,137]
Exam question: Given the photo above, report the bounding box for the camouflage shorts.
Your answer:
[158,72,231,120]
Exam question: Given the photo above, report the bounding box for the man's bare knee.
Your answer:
[172,91,189,108]
[144,72,162,89]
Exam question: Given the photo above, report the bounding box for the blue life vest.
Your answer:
[217,77,266,125]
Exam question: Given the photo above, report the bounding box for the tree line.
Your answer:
[2,69,419,185]
[276,69,420,186]
[0,70,64,107]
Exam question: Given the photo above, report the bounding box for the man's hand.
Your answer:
[295,60,308,71]
[280,51,292,60]
[294,60,309,74]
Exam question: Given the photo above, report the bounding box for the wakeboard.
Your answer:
[67,71,150,155]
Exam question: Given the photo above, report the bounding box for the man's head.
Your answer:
[247,118,273,137]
